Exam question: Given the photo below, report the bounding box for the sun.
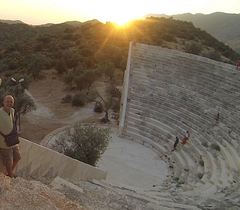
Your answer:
[89,2,143,27]
[112,16,133,27]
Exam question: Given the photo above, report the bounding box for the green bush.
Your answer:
[161,33,175,42]
[185,41,202,55]
[202,141,208,147]
[173,177,179,182]
[72,93,85,107]
[94,101,103,113]
[211,143,220,151]
[197,173,203,179]
[55,124,112,166]
[204,50,222,61]
[199,160,204,167]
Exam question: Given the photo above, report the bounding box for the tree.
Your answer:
[71,93,85,107]
[73,70,97,92]
[54,124,112,166]
[89,84,120,123]
[55,58,67,74]
[0,76,35,128]
[74,75,85,92]
[27,54,50,79]
[64,70,74,89]
[13,94,35,126]
[185,41,202,55]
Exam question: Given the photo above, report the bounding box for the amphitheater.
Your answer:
[1,41,240,209]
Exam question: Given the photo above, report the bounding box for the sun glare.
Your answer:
[111,15,134,27]
[88,1,144,27]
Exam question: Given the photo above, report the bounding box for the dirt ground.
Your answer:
[20,69,115,144]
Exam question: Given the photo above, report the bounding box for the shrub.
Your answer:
[204,50,222,61]
[72,93,85,107]
[161,33,175,42]
[173,177,179,182]
[62,94,72,103]
[185,41,202,55]
[202,141,208,147]
[199,160,204,167]
[94,101,103,113]
[178,181,185,185]
[197,173,203,179]
[55,124,112,166]
[211,143,220,151]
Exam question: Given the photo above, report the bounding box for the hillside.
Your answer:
[144,12,240,53]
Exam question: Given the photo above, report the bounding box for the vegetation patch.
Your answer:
[197,173,203,179]
[53,124,112,166]
[202,141,208,148]
[173,177,180,182]
[211,143,221,151]
[199,160,204,167]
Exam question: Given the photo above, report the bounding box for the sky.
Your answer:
[0,0,239,25]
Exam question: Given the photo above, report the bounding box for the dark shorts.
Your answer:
[1,146,21,168]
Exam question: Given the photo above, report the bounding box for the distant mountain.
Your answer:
[62,19,100,27]
[62,21,83,27]
[0,18,100,28]
[0,19,25,24]
[143,12,240,53]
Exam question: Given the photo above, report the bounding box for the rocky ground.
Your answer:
[0,172,160,210]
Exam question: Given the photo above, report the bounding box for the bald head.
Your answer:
[3,95,14,114]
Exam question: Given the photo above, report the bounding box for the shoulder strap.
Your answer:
[10,109,15,124]
[0,130,6,137]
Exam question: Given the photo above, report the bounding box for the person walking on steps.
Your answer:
[236,59,240,70]
[172,136,179,151]
[182,130,190,145]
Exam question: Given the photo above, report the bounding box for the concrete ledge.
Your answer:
[0,137,107,182]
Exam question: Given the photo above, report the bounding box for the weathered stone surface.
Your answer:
[0,173,83,210]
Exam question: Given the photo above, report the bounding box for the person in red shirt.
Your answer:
[182,130,190,144]
[236,59,240,70]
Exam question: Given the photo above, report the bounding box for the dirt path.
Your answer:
[20,70,108,144]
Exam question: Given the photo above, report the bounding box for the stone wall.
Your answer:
[0,137,107,181]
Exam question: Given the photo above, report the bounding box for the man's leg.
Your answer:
[1,148,14,177]
[12,159,20,171]
[6,166,13,177]
[11,146,21,177]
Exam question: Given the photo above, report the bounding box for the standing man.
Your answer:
[0,95,21,178]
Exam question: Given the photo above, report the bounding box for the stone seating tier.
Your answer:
[126,108,236,191]
[129,69,240,144]
[127,97,240,184]
[131,50,240,109]
[120,42,240,196]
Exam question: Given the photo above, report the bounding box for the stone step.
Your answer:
[50,176,83,193]
[95,179,202,210]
